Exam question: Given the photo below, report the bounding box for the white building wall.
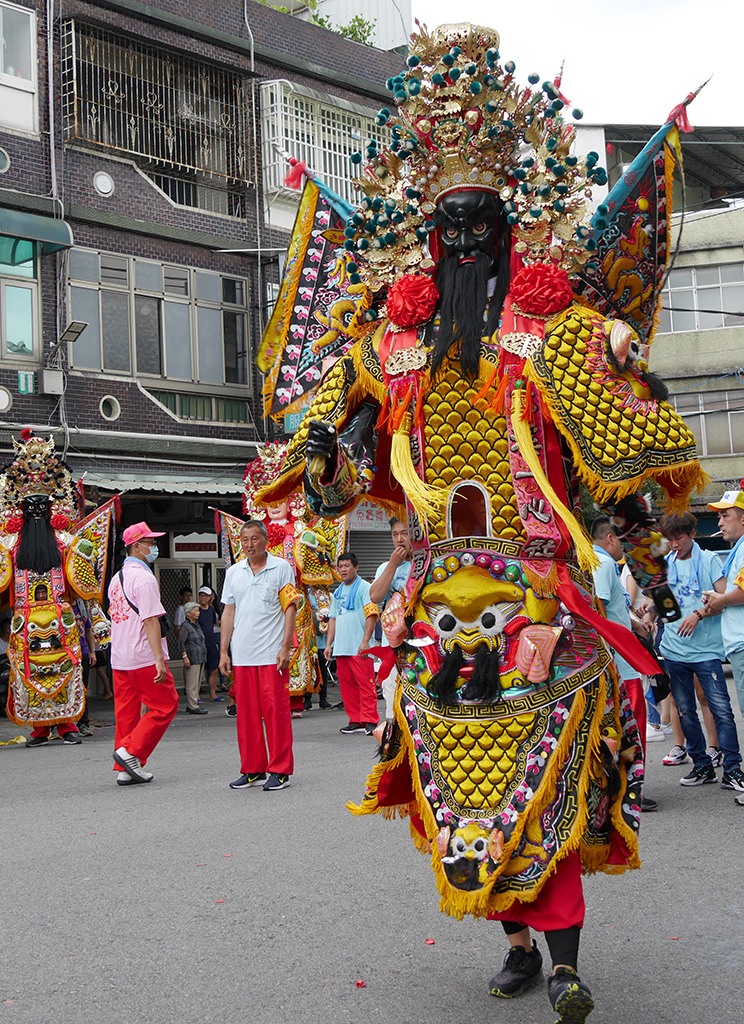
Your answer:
[295,0,411,51]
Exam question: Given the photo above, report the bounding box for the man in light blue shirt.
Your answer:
[658,512,743,793]
[702,489,744,806]
[591,517,656,811]
[369,517,413,720]
[326,552,379,735]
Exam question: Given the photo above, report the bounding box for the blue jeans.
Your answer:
[665,659,742,772]
[728,648,744,719]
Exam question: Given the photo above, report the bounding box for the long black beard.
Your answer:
[427,644,501,705]
[16,516,62,574]
[430,252,491,379]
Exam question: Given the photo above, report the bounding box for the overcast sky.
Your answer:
[408,0,742,128]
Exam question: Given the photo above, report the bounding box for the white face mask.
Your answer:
[145,544,159,563]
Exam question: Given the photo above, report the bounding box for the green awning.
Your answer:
[0,208,74,262]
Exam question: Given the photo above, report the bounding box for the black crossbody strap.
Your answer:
[118,569,140,615]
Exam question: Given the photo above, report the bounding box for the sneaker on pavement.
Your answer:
[225,704,237,717]
[340,722,366,734]
[548,966,594,1023]
[364,722,379,735]
[229,772,266,789]
[291,710,303,719]
[646,724,665,742]
[735,793,744,806]
[641,796,658,812]
[661,721,674,735]
[116,772,135,786]
[113,746,154,783]
[186,707,208,715]
[263,772,290,791]
[721,766,744,793]
[61,731,82,744]
[78,724,93,737]
[25,735,49,747]
[707,745,724,768]
[489,941,543,998]
[662,744,688,766]
[680,764,717,786]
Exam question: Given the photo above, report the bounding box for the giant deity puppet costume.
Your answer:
[256,24,705,1021]
[215,443,346,714]
[0,430,118,744]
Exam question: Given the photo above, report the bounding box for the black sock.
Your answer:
[545,926,581,970]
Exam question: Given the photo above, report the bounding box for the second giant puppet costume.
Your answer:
[0,430,117,742]
[257,23,705,1017]
[216,443,345,709]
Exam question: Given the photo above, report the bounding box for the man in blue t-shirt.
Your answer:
[369,517,413,721]
[658,512,743,794]
[326,552,379,736]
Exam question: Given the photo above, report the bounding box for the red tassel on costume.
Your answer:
[488,371,510,415]
[284,158,308,189]
[520,384,535,424]
[20,427,32,442]
[476,363,499,402]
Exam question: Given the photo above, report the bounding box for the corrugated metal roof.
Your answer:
[79,472,243,496]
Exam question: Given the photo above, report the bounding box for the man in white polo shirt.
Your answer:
[220,519,300,792]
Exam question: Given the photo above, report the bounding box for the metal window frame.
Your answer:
[660,262,744,333]
[0,275,39,362]
[260,79,387,206]
[67,247,252,393]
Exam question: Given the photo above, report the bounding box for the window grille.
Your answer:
[61,20,253,188]
[148,390,249,424]
[261,80,387,206]
[658,263,744,333]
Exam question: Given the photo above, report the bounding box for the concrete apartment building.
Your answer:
[0,0,402,618]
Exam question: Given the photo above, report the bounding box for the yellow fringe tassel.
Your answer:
[510,388,599,574]
[390,414,447,523]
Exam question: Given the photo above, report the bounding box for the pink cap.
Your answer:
[122,521,166,546]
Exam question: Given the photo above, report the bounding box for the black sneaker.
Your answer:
[721,766,744,793]
[263,773,290,791]
[26,735,49,747]
[641,796,657,812]
[680,764,717,786]
[548,967,594,1022]
[364,722,379,735]
[340,722,366,734]
[78,724,93,737]
[489,942,543,998]
[225,704,237,717]
[229,772,266,789]
[186,707,208,715]
[61,731,82,744]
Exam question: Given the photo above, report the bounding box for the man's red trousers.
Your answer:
[233,665,294,776]
[112,664,179,769]
[335,654,378,725]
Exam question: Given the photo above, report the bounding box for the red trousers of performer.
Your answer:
[31,722,79,739]
[486,850,585,931]
[112,664,179,769]
[335,654,378,725]
[623,676,647,755]
[233,665,294,776]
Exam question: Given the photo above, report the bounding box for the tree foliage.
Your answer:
[256,1,377,46]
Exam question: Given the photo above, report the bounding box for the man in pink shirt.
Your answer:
[108,522,179,785]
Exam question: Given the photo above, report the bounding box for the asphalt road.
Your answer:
[1,685,742,1024]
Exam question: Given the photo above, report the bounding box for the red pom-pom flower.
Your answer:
[4,515,23,533]
[510,262,574,317]
[386,273,439,329]
[50,513,70,530]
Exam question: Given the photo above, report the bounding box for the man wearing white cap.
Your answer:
[107,521,179,785]
[702,489,744,806]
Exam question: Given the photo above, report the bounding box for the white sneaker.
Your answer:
[114,746,153,783]
[707,746,724,768]
[646,724,665,742]
[116,771,135,786]
[661,722,674,735]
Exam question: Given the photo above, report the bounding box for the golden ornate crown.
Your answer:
[344,23,608,280]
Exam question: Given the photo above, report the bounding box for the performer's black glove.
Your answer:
[306,420,337,474]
